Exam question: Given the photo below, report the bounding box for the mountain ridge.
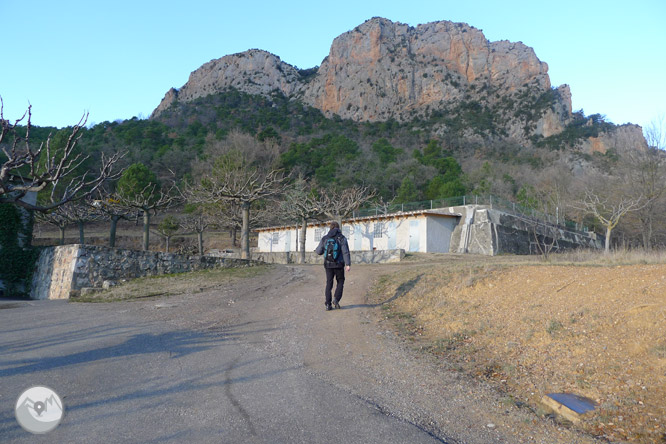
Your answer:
[151,17,645,153]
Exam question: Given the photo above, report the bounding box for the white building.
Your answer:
[256,210,460,254]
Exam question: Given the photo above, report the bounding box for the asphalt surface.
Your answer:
[0,291,444,443]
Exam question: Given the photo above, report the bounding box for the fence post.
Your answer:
[463,196,466,206]
[430,200,433,209]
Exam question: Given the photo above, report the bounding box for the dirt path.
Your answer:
[99,262,602,443]
[136,263,597,444]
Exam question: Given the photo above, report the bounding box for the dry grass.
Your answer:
[71,265,270,303]
[370,251,666,443]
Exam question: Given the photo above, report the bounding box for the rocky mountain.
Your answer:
[151,17,645,153]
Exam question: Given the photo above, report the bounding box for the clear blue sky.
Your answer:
[2,0,664,133]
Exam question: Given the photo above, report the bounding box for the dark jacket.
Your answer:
[315,228,351,268]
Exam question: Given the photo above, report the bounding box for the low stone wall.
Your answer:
[249,249,405,265]
[30,245,258,300]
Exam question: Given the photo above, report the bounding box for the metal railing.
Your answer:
[352,195,588,232]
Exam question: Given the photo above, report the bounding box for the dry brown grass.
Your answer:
[71,264,270,303]
[371,251,666,443]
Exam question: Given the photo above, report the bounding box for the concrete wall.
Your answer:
[257,205,602,257]
[456,208,603,255]
[30,245,258,300]
[257,214,457,254]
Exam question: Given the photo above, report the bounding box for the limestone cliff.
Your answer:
[151,17,645,149]
[300,18,553,122]
[152,49,301,117]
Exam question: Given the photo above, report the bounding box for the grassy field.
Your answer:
[369,251,666,443]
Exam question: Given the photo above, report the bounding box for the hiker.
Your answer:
[315,221,351,311]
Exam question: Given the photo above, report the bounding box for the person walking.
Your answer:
[315,221,351,311]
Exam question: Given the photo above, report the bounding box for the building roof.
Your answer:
[255,209,461,232]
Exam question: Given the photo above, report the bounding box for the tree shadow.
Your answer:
[0,322,282,378]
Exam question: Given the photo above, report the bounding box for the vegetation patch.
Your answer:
[0,205,39,297]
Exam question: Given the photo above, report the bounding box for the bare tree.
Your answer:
[317,184,377,225]
[63,199,104,244]
[92,191,136,248]
[186,135,289,259]
[623,118,666,250]
[114,164,181,250]
[571,187,645,253]
[280,176,322,263]
[180,212,213,255]
[153,215,180,253]
[34,205,71,245]
[0,99,122,211]
[34,196,103,245]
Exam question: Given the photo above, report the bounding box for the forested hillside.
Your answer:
[11,85,659,249]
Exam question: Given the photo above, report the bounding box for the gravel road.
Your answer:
[0,263,598,443]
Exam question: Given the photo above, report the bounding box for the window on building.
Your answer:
[315,228,324,241]
[272,232,279,245]
[374,222,384,238]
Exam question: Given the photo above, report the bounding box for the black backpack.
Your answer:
[324,235,342,263]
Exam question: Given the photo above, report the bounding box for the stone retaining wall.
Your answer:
[30,245,258,300]
[233,249,405,265]
[451,207,603,255]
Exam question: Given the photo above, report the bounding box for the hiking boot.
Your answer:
[325,304,332,311]
[332,299,340,310]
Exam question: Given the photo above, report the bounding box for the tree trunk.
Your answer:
[299,217,307,264]
[109,215,119,248]
[240,201,250,260]
[165,236,170,253]
[197,232,204,255]
[605,226,612,253]
[642,216,653,251]
[78,221,85,244]
[143,210,150,251]
[59,226,66,245]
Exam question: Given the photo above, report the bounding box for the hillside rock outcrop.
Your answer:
[151,17,645,150]
[300,18,553,122]
[152,49,301,117]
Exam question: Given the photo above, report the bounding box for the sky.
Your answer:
[2,0,665,133]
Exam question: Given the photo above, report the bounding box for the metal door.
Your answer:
[388,221,397,250]
[354,225,362,250]
[285,231,291,252]
[409,220,420,252]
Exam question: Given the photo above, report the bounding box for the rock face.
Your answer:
[151,17,645,149]
[152,18,562,123]
[152,49,302,117]
[301,18,552,122]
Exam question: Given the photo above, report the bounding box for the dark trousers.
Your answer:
[325,267,345,306]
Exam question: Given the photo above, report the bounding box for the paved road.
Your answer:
[1,264,596,444]
[0,269,444,444]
